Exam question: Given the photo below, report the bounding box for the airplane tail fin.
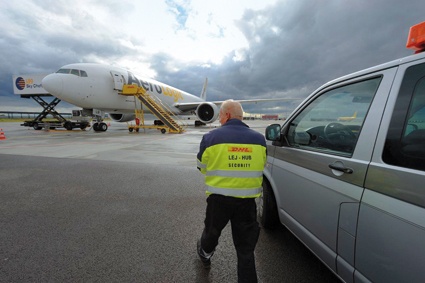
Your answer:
[200,78,208,100]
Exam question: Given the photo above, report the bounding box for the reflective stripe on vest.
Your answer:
[206,186,262,197]
[206,170,263,178]
[197,159,206,169]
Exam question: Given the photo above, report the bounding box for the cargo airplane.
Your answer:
[42,63,297,132]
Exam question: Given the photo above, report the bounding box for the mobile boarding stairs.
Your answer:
[120,85,185,134]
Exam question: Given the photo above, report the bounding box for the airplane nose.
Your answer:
[42,74,63,96]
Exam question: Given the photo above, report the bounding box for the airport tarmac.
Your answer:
[0,120,274,165]
[0,120,217,165]
[0,120,339,282]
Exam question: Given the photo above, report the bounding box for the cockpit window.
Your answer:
[56,68,88,77]
[56,68,71,74]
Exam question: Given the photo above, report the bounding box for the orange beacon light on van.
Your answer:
[406,21,425,53]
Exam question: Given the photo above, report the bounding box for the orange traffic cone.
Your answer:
[0,129,6,140]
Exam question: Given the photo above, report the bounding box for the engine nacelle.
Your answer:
[195,102,219,124]
[109,113,135,122]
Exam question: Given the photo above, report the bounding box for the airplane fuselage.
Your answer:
[41,62,295,131]
[42,63,204,115]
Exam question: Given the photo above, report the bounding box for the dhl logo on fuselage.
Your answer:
[127,71,183,102]
[228,146,253,153]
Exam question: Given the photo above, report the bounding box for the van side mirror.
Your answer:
[265,124,281,141]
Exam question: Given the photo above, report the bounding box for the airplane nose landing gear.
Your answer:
[92,110,108,132]
[93,122,108,132]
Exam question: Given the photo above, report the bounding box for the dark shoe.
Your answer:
[197,240,211,269]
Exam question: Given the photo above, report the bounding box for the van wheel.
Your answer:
[258,180,279,229]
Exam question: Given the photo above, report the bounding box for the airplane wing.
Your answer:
[174,98,301,113]
[173,102,201,112]
[227,98,302,104]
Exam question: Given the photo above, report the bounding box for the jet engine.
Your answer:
[109,113,135,122]
[195,102,219,123]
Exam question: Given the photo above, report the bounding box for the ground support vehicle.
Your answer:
[22,120,90,131]
[260,22,425,283]
[22,109,90,130]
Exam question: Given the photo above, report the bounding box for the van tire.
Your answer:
[258,180,279,229]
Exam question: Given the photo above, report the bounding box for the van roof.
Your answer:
[320,51,425,91]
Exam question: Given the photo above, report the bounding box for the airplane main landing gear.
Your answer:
[93,122,108,132]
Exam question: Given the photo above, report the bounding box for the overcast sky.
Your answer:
[0,0,424,114]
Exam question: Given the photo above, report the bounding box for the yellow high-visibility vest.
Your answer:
[197,142,266,198]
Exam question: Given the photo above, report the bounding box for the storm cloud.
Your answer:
[1,0,424,114]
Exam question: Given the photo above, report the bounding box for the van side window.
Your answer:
[286,77,381,157]
[383,63,425,171]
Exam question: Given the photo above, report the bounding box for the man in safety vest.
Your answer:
[196,99,267,282]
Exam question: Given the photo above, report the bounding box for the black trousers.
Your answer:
[201,194,260,283]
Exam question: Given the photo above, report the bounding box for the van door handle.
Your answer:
[328,162,353,174]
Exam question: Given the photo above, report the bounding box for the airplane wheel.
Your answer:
[93,123,99,131]
[99,122,108,132]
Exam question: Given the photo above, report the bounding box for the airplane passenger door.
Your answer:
[111,71,124,91]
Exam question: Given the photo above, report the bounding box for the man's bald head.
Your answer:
[219,100,244,125]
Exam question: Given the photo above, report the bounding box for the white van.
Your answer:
[261,22,425,283]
